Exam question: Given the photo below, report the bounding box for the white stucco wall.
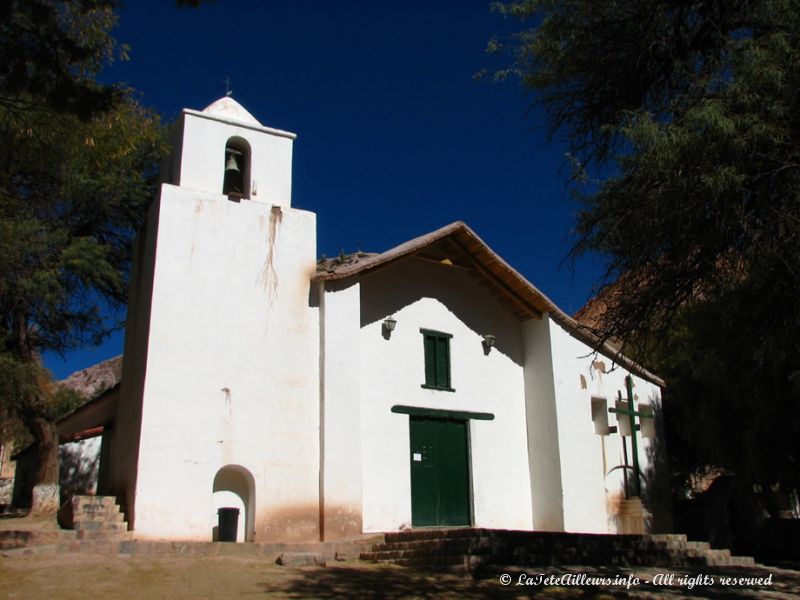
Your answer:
[522,317,565,531]
[319,280,363,539]
[130,183,319,542]
[547,315,664,533]
[112,96,669,541]
[111,201,162,520]
[355,258,533,533]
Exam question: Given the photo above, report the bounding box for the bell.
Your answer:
[223,149,244,197]
[225,152,240,173]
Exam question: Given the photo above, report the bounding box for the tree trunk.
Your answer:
[29,416,60,515]
[732,467,760,555]
[13,318,61,514]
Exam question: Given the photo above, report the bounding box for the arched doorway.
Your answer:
[212,465,255,542]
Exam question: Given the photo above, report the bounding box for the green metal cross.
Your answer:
[608,375,653,498]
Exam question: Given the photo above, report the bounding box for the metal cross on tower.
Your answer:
[608,375,654,498]
[224,76,233,97]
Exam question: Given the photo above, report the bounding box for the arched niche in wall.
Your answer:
[211,464,256,542]
[222,136,251,199]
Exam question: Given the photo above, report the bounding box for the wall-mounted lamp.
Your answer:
[482,334,496,355]
[382,316,397,339]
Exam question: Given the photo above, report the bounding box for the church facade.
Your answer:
[64,98,669,542]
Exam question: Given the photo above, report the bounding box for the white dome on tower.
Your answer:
[202,96,262,127]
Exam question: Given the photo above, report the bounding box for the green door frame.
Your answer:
[394,405,495,529]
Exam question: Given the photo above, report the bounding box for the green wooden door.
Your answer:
[409,417,471,527]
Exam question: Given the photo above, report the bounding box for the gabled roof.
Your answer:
[315,221,558,320]
[314,221,664,387]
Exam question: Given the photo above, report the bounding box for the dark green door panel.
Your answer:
[409,417,471,527]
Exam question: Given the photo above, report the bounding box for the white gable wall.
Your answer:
[548,315,609,532]
[356,258,533,532]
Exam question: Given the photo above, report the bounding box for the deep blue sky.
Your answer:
[45,1,603,379]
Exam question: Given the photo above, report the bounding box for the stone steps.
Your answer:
[371,537,477,553]
[0,537,382,561]
[1,513,385,562]
[359,528,757,572]
[71,512,126,524]
[57,495,131,540]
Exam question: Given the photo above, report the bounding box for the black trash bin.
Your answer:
[217,507,240,542]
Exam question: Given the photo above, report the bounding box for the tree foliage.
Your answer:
[492,0,800,494]
[0,99,165,509]
[0,0,206,119]
[0,0,167,511]
[0,100,164,355]
[0,0,124,120]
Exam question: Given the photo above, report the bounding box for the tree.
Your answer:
[491,0,800,339]
[0,0,205,119]
[0,100,165,512]
[491,0,800,537]
[0,1,166,513]
[0,0,123,120]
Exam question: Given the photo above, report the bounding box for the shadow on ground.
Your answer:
[1,549,798,599]
[256,563,800,599]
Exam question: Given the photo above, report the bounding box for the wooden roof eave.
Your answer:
[548,310,666,388]
[314,222,554,321]
[442,234,545,320]
[313,220,665,388]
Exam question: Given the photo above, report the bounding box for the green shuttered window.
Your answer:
[421,329,454,392]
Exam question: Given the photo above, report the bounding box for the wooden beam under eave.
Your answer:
[473,278,528,318]
[411,252,472,271]
[445,235,543,321]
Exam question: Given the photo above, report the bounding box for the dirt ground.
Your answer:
[1,553,799,599]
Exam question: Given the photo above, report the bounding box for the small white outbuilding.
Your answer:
[68,97,670,542]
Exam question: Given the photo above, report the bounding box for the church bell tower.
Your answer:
[162,96,296,207]
[110,97,321,543]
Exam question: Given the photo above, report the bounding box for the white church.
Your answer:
[51,97,670,543]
